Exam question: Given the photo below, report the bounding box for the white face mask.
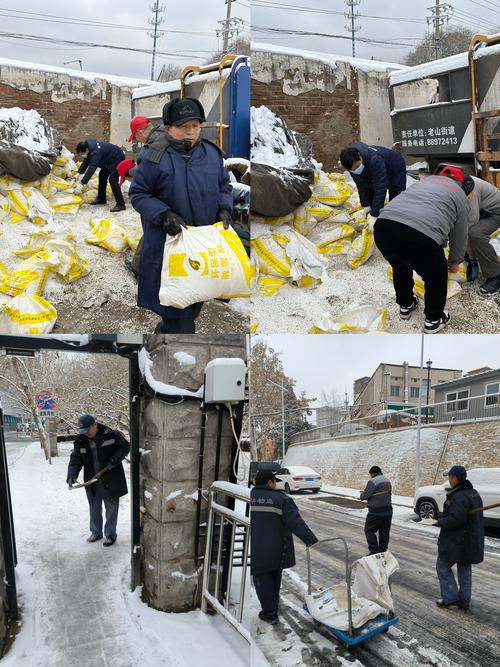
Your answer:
[351,163,364,175]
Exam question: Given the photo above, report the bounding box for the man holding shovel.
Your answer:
[66,415,130,546]
[360,466,393,555]
[423,465,484,611]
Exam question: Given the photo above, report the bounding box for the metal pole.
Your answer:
[129,351,142,590]
[426,360,432,424]
[0,406,18,620]
[281,385,285,461]
[415,334,425,498]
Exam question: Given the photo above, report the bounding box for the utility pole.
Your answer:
[426,1,453,59]
[223,0,234,53]
[344,0,361,58]
[217,1,244,55]
[148,2,165,81]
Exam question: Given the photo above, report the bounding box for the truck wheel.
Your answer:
[417,499,438,520]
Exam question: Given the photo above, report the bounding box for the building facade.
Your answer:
[433,367,500,423]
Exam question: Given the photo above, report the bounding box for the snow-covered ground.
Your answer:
[3,440,249,667]
[252,246,500,334]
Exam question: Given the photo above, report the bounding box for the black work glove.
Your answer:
[162,211,186,236]
[217,208,233,230]
[67,477,76,487]
[466,258,479,282]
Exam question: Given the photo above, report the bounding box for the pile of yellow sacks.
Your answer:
[250,169,376,299]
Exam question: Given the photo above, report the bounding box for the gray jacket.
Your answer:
[469,176,500,226]
[360,473,393,515]
[379,176,470,263]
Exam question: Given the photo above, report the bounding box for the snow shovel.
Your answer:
[68,478,98,490]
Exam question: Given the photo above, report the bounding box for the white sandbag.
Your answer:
[159,222,253,308]
[305,584,386,631]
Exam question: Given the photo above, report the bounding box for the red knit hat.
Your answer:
[117,159,135,187]
[438,166,464,185]
[128,116,149,142]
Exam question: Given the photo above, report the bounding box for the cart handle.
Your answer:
[305,537,354,637]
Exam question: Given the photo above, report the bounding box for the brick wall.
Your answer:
[0,81,111,152]
[252,77,360,172]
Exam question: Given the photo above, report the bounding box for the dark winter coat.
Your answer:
[250,485,318,575]
[436,480,485,566]
[128,132,233,319]
[67,423,129,500]
[78,139,125,184]
[349,142,407,217]
[136,124,165,166]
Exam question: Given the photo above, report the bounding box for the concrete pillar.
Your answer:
[140,334,246,612]
[44,418,58,458]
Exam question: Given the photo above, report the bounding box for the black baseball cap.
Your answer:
[255,469,280,485]
[78,414,96,435]
[162,97,205,127]
[444,465,467,480]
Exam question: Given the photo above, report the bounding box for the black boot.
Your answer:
[110,203,126,212]
[89,198,106,205]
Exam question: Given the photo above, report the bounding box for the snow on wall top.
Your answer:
[252,41,406,74]
[0,56,153,89]
[389,43,500,86]
[132,68,231,100]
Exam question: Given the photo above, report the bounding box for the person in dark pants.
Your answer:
[66,414,129,546]
[339,142,407,225]
[360,466,393,555]
[117,158,142,280]
[251,469,318,624]
[374,167,473,333]
[424,466,485,611]
[467,176,500,296]
[129,97,233,334]
[75,139,126,212]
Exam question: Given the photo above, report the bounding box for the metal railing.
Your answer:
[291,390,500,445]
[201,481,250,643]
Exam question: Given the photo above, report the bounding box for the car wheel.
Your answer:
[418,499,438,520]
[285,483,291,494]
[312,489,320,494]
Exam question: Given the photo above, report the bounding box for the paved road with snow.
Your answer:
[254,492,500,667]
[3,441,248,667]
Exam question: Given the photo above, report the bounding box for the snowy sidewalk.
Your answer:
[3,441,248,667]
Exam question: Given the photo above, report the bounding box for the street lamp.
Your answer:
[268,378,285,462]
[425,359,433,424]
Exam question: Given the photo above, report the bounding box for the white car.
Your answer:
[414,468,500,527]
[275,465,322,494]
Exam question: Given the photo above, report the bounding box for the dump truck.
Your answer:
[131,54,250,159]
[389,33,500,186]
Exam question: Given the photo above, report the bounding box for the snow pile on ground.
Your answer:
[3,440,249,667]
[251,106,303,168]
[0,107,61,153]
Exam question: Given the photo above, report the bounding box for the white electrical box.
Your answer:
[204,358,246,403]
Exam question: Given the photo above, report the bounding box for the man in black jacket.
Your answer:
[251,469,318,624]
[431,465,484,611]
[67,414,130,546]
[360,466,393,555]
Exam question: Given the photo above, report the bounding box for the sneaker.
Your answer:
[479,274,500,296]
[89,198,106,205]
[424,311,450,334]
[103,537,116,547]
[399,296,418,320]
[436,599,459,608]
[258,611,279,625]
[110,204,126,213]
[86,534,102,543]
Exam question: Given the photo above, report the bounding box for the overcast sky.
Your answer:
[255,334,500,404]
[0,1,250,80]
[252,0,500,64]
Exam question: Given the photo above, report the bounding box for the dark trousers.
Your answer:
[365,512,393,554]
[97,168,125,206]
[88,483,119,540]
[374,218,448,321]
[253,570,282,618]
[468,215,500,280]
[157,303,204,333]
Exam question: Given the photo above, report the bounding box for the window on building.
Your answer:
[485,382,499,408]
[410,387,420,398]
[390,385,400,397]
[446,389,469,413]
